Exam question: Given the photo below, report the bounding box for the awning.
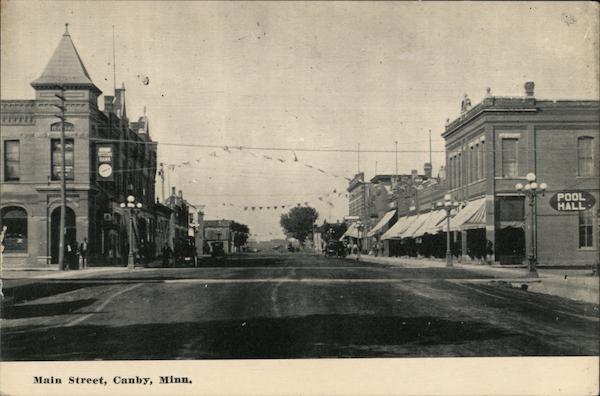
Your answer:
[339,222,360,240]
[442,197,486,232]
[403,212,431,238]
[381,214,418,240]
[366,210,396,237]
[414,209,448,237]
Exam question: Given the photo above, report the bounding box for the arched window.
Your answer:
[577,136,594,177]
[0,206,28,252]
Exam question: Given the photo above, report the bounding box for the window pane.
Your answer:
[51,139,74,180]
[4,140,20,180]
[578,137,594,176]
[578,209,594,248]
[502,139,518,177]
[0,206,28,252]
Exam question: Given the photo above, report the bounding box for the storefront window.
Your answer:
[0,206,28,252]
[578,209,594,248]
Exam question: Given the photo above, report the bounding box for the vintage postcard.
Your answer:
[1,1,598,395]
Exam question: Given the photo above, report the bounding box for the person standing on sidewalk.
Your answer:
[79,238,89,269]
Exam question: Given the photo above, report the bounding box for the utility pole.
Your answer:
[395,141,398,176]
[159,162,165,202]
[357,143,360,174]
[428,129,432,167]
[53,86,67,271]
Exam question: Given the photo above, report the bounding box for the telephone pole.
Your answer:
[53,86,67,270]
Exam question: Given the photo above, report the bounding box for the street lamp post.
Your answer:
[437,194,460,267]
[356,221,364,261]
[120,195,143,269]
[515,172,547,277]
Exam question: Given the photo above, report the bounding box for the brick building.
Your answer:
[0,27,164,268]
[382,82,599,267]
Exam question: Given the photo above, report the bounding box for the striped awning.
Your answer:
[339,222,360,240]
[381,214,418,240]
[442,197,486,232]
[414,209,448,237]
[367,210,396,237]
[403,213,431,238]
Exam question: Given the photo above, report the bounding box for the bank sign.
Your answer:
[96,144,114,181]
[549,191,596,211]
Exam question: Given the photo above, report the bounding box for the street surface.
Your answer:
[1,252,598,360]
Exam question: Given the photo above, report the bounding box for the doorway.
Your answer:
[50,207,76,264]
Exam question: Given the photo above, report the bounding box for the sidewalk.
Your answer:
[349,254,599,304]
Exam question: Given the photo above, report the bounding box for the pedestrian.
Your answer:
[162,243,172,267]
[72,240,79,270]
[79,238,88,269]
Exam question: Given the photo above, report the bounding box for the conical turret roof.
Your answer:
[31,24,100,93]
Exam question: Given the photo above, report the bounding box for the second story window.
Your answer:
[501,138,518,178]
[4,140,20,181]
[51,139,74,180]
[577,136,594,177]
[578,209,594,248]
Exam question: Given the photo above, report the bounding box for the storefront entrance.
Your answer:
[50,207,76,264]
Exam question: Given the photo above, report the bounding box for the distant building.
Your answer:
[203,220,234,253]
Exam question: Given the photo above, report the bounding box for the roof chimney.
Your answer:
[524,81,535,97]
[171,187,176,196]
[178,190,183,198]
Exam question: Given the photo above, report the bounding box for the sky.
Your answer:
[1,1,598,240]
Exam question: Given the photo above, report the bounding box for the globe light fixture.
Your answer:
[120,194,144,270]
[437,194,461,267]
[516,172,548,277]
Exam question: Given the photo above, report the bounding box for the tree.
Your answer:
[231,221,250,248]
[280,206,319,244]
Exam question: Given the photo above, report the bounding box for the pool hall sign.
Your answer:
[549,190,596,212]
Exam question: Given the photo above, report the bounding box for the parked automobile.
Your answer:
[325,241,347,257]
[211,241,225,258]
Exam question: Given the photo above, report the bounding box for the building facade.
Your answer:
[1,27,162,268]
[382,82,599,267]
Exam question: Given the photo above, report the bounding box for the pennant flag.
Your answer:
[263,155,272,160]
[244,207,248,211]
[182,161,190,166]
[305,164,313,168]
[259,206,263,210]
[274,206,278,209]
[327,201,334,206]
[293,151,298,162]
[252,207,256,211]
[277,158,285,163]
[317,168,325,173]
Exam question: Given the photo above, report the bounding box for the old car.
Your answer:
[325,240,347,257]
[211,241,225,258]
